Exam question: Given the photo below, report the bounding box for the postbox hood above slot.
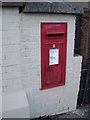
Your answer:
[23,2,84,14]
[42,23,67,37]
[44,24,67,33]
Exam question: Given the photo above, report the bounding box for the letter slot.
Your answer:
[47,33,64,37]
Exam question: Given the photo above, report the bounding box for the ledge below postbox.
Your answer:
[23,2,84,14]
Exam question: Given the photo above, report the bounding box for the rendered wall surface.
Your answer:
[2,7,22,93]
[0,6,2,120]
[2,7,82,118]
[20,13,82,118]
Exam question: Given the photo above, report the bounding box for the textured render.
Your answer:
[2,7,23,93]
[2,7,82,118]
[20,13,82,118]
[2,7,29,118]
[2,90,30,118]
[0,6,2,120]
[0,7,2,93]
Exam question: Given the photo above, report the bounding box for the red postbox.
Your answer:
[41,23,67,89]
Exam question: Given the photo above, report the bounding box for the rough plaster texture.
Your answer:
[2,7,23,93]
[0,7,2,120]
[2,90,30,118]
[20,13,82,118]
[1,7,82,118]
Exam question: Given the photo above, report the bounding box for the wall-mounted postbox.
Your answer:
[41,23,67,89]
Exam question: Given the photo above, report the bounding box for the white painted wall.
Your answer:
[2,7,23,93]
[0,7,2,120]
[2,7,82,118]
[20,13,82,118]
[2,90,30,118]
[2,7,29,118]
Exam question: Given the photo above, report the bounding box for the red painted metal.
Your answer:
[41,23,67,89]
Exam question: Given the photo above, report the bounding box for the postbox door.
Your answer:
[45,43,62,84]
[41,23,67,89]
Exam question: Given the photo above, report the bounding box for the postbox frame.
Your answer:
[41,22,67,90]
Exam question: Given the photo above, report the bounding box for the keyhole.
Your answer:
[52,44,56,48]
